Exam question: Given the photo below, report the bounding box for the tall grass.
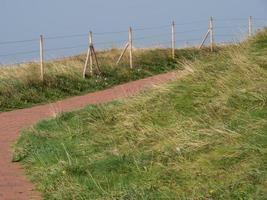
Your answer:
[13,30,267,199]
[0,48,213,112]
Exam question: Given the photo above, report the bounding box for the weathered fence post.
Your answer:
[83,31,101,78]
[199,30,210,49]
[116,42,129,65]
[39,35,44,81]
[84,31,94,77]
[83,32,91,78]
[209,16,214,52]
[171,21,176,59]
[89,31,94,75]
[249,16,253,37]
[129,27,133,69]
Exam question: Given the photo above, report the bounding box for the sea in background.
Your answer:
[0,0,267,65]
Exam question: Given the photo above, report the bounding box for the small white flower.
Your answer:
[176,147,181,153]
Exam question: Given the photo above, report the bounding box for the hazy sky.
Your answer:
[0,0,267,64]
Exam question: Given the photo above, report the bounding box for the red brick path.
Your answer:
[0,70,188,199]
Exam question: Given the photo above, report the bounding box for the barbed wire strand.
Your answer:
[0,38,38,45]
[0,50,39,57]
[1,18,266,61]
[45,44,87,52]
[45,33,88,40]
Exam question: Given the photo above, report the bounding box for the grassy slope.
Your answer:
[14,31,267,200]
[0,48,211,112]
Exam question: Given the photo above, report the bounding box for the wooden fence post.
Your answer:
[91,45,101,74]
[249,16,253,37]
[89,31,93,75]
[129,27,133,69]
[199,30,210,49]
[83,31,94,77]
[116,42,129,65]
[171,21,176,59]
[39,35,44,81]
[83,31,101,77]
[209,16,214,52]
[83,32,91,78]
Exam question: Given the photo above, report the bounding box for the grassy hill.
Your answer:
[13,30,267,199]
[0,48,214,112]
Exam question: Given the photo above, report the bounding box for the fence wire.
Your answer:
[0,17,266,65]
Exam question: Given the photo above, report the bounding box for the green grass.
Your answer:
[13,30,267,199]
[0,48,213,112]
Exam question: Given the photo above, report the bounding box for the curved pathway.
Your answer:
[0,70,190,199]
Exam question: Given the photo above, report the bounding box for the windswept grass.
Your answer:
[14,30,267,199]
[0,48,212,112]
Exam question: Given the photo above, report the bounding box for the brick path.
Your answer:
[0,70,189,199]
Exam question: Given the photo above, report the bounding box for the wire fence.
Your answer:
[0,16,266,68]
